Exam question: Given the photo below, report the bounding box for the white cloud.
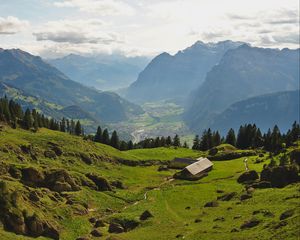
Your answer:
[0,16,29,35]
[33,19,123,44]
[53,0,135,15]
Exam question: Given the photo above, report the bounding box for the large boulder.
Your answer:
[237,170,259,183]
[86,173,112,191]
[261,166,299,188]
[44,169,80,192]
[204,201,219,207]
[108,222,124,233]
[21,167,45,187]
[3,210,26,235]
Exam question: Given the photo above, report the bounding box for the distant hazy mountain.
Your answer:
[0,48,143,123]
[48,54,150,91]
[185,44,300,132]
[125,40,243,103]
[210,90,299,134]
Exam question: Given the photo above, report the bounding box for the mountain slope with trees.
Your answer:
[185,45,299,132]
[0,48,143,123]
[210,90,299,134]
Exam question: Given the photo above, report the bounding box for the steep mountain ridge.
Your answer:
[125,40,243,103]
[185,44,300,132]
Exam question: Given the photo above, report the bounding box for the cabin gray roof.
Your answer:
[185,157,213,175]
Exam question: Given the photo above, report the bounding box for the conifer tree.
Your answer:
[94,126,102,143]
[23,109,33,130]
[192,135,200,150]
[173,134,181,147]
[127,140,134,150]
[102,129,110,144]
[75,120,82,136]
[110,130,120,149]
[225,128,236,146]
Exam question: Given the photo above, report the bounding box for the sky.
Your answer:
[0,0,299,58]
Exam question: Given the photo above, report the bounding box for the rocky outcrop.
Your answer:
[86,173,112,191]
[237,170,259,183]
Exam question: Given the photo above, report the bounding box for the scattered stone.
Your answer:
[231,228,239,232]
[234,215,242,219]
[108,222,124,233]
[185,206,191,210]
[86,173,112,191]
[80,153,93,165]
[237,170,259,183]
[246,187,255,194]
[227,207,233,211]
[273,221,288,229]
[280,209,294,220]
[29,191,40,202]
[194,218,202,223]
[216,189,224,193]
[176,234,184,238]
[90,229,102,237]
[204,201,219,207]
[214,217,225,222]
[111,180,126,189]
[89,217,96,223]
[212,225,221,229]
[44,150,57,159]
[140,210,153,221]
[240,194,252,201]
[94,220,105,228]
[76,237,90,240]
[253,209,274,218]
[8,166,22,179]
[241,218,260,229]
[158,165,169,171]
[217,192,237,201]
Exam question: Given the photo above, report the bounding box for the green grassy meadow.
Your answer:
[0,126,299,240]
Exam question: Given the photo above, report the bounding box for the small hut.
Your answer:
[174,157,213,180]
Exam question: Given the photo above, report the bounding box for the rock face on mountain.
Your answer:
[185,45,299,132]
[0,49,143,123]
[210,90,299,134]
[125,40,242,103]
[48,54,150,91]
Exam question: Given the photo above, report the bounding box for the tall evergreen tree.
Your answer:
[23,109,33,130]
[110,131,120,149]
[75,120,82,136]
[173,134,181,147]
[225,128,236,146]
[192,135,200,150]
[94,126,102,143]
[102,129,110,144]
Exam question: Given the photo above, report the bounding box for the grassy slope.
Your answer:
[0,126,299,240]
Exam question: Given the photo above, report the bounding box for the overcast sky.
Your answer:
[0,0,299,58]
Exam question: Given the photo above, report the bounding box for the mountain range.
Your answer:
[48,54,150,91]
[185,44,299,132]
[125,40,243,103]
[0,48,143,128]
